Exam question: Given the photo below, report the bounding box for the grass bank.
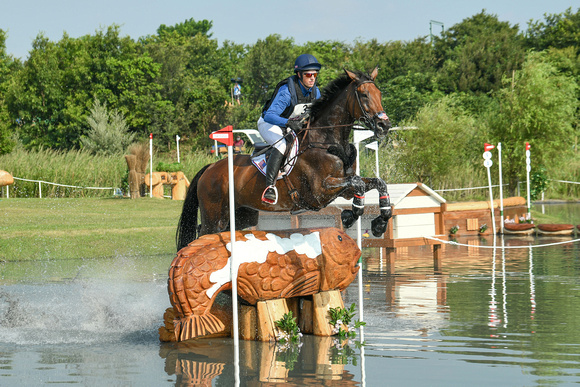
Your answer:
[0,197,183,261]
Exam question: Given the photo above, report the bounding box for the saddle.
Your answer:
[251,131,299,180]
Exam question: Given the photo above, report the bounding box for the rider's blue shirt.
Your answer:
[263,81,321,127]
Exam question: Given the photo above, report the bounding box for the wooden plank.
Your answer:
[393,206,441,215]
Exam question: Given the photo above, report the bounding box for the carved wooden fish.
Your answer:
[167,227,361,341]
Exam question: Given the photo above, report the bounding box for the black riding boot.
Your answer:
[261,149,284,204]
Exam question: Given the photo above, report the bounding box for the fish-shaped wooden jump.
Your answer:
[167,227,361,342]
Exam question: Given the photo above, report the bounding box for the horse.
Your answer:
[176,67,393,251]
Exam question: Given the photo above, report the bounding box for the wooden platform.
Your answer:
[256,183,529,250]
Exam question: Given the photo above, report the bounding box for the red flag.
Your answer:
[525,142,531,151]
[210,125,233,146]
[484,143,495,152]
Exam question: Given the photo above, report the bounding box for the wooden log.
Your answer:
[256,298,289,342]
[299,298,313,334]
[313,290,345,336]
[239,304,258,341]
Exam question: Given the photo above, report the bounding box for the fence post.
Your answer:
[39,181,42,198]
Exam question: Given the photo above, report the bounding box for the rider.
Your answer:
[257,53,322,204]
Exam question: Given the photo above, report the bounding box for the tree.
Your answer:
[526,7,580,51]
[6,26,167,150]
[81,98,135,155]
[157,18,213,38]
[390,96,483,187]
[434,10,526,95]
[489,52,578,195]
[242,35,297,105]
[0,29,18,154]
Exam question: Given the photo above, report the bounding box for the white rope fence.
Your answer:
[434,184,508,193]
[425,236,580,249]
[8,177,117,198]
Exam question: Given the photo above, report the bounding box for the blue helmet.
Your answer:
[294,54,322,73]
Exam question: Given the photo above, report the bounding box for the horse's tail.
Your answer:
[176,164,211,251]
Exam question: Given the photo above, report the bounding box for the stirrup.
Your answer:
[261,185,278,205]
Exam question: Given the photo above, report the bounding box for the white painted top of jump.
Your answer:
[330,183,446,208]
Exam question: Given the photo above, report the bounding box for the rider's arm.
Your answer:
[263,85,291,127]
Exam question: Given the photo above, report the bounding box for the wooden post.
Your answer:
[433,244,442,273]
[239,304,258,341]
[256,299,289,342]
[313,290,345,336]
[385,248,396,275]
[299,298,313,334]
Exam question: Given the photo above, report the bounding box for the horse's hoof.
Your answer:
[341,210,357,229]
[371,216,388,237]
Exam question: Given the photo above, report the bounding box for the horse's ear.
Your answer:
[370,66,379,80]
[345,69,359,82]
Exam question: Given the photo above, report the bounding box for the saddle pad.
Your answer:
[251,132,298,179]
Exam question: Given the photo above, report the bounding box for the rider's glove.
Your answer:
[286,117,304,132]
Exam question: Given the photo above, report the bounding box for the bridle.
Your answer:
[352,79,389,133]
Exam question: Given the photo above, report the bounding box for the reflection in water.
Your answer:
[159,335,359,386]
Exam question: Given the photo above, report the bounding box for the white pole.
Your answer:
[6,185,8,199]
[149,133,153,198]
[525,144,531,220]
[375,148,379,178]
[497,143,504,234]
[227,143,240,387]
[486,165,497,236]
[39,181,42,199]
[483,146,496,236]
[176,135,181,164]
[355,141,364,329]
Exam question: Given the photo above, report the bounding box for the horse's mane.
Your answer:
[310,70,373,118]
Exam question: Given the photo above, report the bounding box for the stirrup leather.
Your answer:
[261,185,278,205]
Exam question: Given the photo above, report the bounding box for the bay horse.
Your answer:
[176,67,393,251]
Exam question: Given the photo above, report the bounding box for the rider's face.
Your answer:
[300,71,318,88]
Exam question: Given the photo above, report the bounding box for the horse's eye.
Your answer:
[338,235,343,242]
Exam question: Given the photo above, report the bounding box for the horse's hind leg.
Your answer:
[336,175,366,229]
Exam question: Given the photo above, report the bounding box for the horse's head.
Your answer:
[346,67,391,139]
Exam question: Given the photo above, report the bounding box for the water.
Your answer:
[1,209,579,385]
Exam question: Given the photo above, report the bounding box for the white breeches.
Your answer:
[257,117,287,155]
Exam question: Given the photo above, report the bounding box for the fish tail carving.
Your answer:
[174,313,226,341]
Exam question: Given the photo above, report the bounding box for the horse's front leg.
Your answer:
[362,177,392,237]
[323,175,366,229]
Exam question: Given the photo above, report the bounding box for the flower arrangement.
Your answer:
[328,303,366,339]
[274,311,302,344]
[450,225,459,234]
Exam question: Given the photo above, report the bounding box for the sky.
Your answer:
[1,0,578,60]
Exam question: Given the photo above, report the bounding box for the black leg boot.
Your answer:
[261,149,284,204]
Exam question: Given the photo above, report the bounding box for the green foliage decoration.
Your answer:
[274,311,302,344]
[328,303,365,340]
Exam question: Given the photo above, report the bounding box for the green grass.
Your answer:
[0,197,184,261]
